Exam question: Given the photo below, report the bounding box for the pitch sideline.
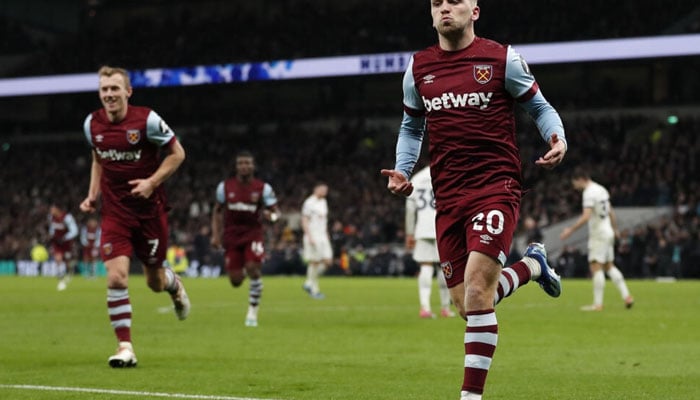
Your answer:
[0,384,283,400]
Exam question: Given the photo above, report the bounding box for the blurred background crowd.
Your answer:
[1,0,699,278]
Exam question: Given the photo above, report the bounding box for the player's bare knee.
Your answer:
[228,271,245,287]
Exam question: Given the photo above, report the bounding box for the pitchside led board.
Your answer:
[0,34,699,97]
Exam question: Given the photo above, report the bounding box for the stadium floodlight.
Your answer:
[0,34,699,97]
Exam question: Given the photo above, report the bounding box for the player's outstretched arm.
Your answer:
[535,133,567,169]
[560,207,592,240]
[380,169,414,197]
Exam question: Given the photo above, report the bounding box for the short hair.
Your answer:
[98,65,131,89]
[236,150,254,160]
[570,166,590,180]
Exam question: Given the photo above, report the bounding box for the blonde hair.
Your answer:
[98,65,131,89]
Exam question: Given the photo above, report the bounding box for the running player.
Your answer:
[80,65,190,368]
[211,151,280,327]
[381,1,567,398]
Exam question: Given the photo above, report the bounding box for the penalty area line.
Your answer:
[0,384,283,400]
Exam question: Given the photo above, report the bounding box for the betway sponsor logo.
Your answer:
[96,148,142,161]
[422,92,493,111]
[227,202,258,212]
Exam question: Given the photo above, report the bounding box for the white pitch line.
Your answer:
[0,384,282,400]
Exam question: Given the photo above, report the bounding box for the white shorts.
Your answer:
[303,236,333,262]
[413,238,439,264]
[588,237,614,264]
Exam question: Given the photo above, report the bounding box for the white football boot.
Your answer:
[171,275,191,321]
[108,342,137,368]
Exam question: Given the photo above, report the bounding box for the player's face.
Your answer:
[571,178,586,191]
[315,184,328,198]
[99,74,132,117]
[236,156,255,178]
[431,0,478,38]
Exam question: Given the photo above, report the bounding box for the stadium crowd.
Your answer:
[0,113,698,278]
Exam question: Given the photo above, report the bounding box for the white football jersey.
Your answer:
[302,195,329,241]
[406,166,436,240]
[582,181,615,241]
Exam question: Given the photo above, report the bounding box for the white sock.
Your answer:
[246,304,258,319]
[305,262,315,288]
[418,266,433,310]
[163,268,178,293]
[436,268,451,308]
[307,263,321,294]
[521,257,541,279]
[606,266,630,299]
[593,270,605,306]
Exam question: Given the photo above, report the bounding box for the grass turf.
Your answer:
[0,275,698,399]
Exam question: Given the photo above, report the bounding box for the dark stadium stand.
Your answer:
[0,1,699,278]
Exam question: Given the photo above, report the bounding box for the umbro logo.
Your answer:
[96,134,104,143]
[423,74,435,84]
[479,234,493,245]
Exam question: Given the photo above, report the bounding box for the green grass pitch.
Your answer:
[1,275,699,399]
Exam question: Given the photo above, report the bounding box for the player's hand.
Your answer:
[210,236,222,250]
[306,236,316,247]
[129,178,156,199]
[535,133,566,169]
[80,196,97,213]
[380,169,413,196]
[560,226,573,240]
[263,210,280,223]
[405,235,416,250]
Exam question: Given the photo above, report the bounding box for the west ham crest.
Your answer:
[440,261,453,279]
[103,243,113,256]
[250,192,260,203]
[473,65,493,84]
[126,129,141,144]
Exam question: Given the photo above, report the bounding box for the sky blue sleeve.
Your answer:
[262,183,278,207]
[64,213,79,241]
[395,113,425,180]
[505,46,566,148]
[215,181,225,204]
[402,56,423,111]
[520,91,567,148]
[394,55,426,180]
[83,114,93,146]
[146,110,176,146]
